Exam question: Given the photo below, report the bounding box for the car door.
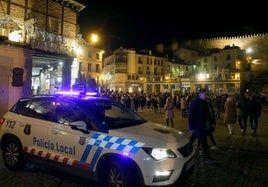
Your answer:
[47,99,99,171]
[16,98,56,155]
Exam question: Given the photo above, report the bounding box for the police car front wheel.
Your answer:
[102,160,141,187]
[2,137,25,171]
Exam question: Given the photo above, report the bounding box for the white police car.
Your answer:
[0,93,195,187]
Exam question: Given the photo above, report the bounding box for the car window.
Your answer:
[10,99,28,114]
[53,100,97,131]
[105,104,132,119]
[87,100,146,129]
[22,99,55,121]
[53,101,85,125]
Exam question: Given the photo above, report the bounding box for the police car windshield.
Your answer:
[86,99,146,129]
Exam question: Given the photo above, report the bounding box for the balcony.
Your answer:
[1,16,83,57]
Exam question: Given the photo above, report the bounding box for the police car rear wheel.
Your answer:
[3,138,25,171]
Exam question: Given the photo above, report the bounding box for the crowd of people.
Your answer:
[100,89,263,164]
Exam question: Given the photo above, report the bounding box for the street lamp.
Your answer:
[90,33,98,44]
[86,32,99,46]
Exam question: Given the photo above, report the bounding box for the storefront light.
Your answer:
[9,31,22,42]
[57,76,62,82]
[197,73,205,80]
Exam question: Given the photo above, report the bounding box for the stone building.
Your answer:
[102,43,265,96]
[0,0,91,117]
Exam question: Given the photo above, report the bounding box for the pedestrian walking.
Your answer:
[151,95,159,114]
[224,96,237,135]
[207,97,217,150]
[180,96,187,118]
[249,94,262,136]
[164,96,174,127]
[188,88,216,163]
[237,93,250,135]
[158,95,165,114]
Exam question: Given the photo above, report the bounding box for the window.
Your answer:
[79,62,83,72]
[96,53,100,60]
[54,101,87,125]
[88,63,92,72]
[167,65,170,71]
[204,64,208,71]
[146,67,150,75]
[23,99,55,121]
[48,17,60,33]
[226,54,231,60]
[138,57,142,64]
[138,67,142,74]
[96,64,100,72]
[88,52,92,58]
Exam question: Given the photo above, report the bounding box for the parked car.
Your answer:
[0,93,195,187]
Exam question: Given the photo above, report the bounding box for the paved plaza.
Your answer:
[139,104,268,187]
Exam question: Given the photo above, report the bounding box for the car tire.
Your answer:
[2,138,25,171]
[101,159,140,187]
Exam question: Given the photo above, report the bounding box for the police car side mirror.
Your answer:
[70,121,87,131]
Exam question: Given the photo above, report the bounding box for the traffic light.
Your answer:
[12,67,24,87]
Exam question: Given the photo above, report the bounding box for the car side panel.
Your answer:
[2,112,49,153]
[47,124,98,169]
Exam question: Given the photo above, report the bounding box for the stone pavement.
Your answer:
[138,104,268,187]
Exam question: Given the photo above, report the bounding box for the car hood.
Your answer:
[109,121,190,148]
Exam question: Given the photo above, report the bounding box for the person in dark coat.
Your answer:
[237,93,251,135]
[188,88,216,163]
[249,95,262,136]
[224,96,237,135]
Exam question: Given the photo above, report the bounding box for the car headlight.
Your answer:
[142,147,176,160]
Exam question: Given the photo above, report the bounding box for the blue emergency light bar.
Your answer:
[56,90,98,96]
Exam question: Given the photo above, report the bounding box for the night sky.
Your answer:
[77,0,268,51]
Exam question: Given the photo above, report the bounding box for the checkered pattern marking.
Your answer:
[89,133,145,154]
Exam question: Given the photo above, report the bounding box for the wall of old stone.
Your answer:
[183,33,268,59]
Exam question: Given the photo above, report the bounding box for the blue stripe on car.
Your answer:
[89,147,103,171]
[80,133,145,169]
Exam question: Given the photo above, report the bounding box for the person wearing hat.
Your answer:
[188,88,216,163]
